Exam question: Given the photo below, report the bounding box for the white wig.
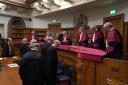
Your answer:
[103,22,113,28]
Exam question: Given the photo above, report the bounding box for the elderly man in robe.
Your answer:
[77,27,88,47]
[28,31,37,43]
[92,25,105,50]
[103,22,122,59]
[61,31,72,45]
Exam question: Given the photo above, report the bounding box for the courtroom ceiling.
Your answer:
[0,0,126,17]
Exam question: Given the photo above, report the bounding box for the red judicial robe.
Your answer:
[27,34,37,42]
[78,32,88,47]
[107,28,122,59]
[57,33,63,42]
[61,34,72,45]
[92,30,105,50]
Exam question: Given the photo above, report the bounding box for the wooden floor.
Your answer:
[0,57,22,85]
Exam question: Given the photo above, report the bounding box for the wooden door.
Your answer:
[103,14,124,36]
[123,22,128,60]
[48,23,61,39]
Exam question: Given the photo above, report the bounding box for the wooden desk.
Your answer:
[57,47,96,85]
[57,45,128,85]
[0,58,22,85]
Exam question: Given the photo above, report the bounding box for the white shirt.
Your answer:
[92,33,95,43]
[8,43,11,55]
[79,32,83,42]
[63,36,67,42]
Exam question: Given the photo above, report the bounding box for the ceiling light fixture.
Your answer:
[42,0,49,3]
[53,0,72,9]
[0,3,6,11]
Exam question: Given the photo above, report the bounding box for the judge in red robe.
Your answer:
[61,31,72,45]
[103,22,122,59]
[57,31,63,42]
[28,31,37,43]
[92,25,105,50]
[78,27,88,47]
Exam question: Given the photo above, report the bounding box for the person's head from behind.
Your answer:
[52,40,61,48]
[29,43,40,52]
[7,38,12,44]
[92,25,101,31]
[31,31,35,35]
[46,36,53,43]
[30,39,37,44]
[63,31,68,36]
[22,38,27,43]
[103,22,113,31]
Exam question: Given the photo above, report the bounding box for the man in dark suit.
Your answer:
[19,38,29,57]
[19,43,43,85]
[2,38,15,57]
[42,40,60,85]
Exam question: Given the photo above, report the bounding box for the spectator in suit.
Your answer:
[19,38,29,57]
[41,40,60,85]
[41,34,53,54]
[103,22,122,59]
[41,35,54,66]
[2,38,15,57]
[19,43,43,85]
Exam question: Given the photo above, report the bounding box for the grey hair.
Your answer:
[54,40,61,45]
[103,22,113,28]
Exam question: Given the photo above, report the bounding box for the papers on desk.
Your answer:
[12,56,18,59]
[0,58,3,60]
[0,58,7,60]
[7,63,18,68]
